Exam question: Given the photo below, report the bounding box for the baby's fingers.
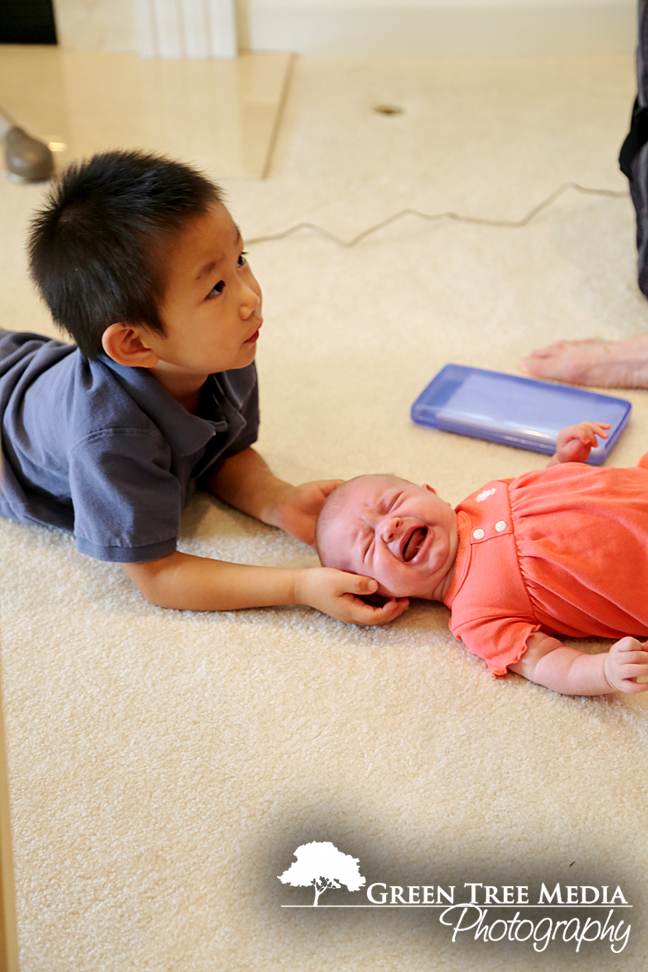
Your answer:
[612,636,647,653]
[613,674,648,693]
[608,639,648,692]
[577,422,609,445]
[616,653,648,688]
[586,422,610,443]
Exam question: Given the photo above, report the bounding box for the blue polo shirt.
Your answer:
[0,329,259,562]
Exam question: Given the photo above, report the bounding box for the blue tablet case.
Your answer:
[411,365,631,464]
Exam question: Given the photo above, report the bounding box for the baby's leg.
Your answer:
[520,0,648,389]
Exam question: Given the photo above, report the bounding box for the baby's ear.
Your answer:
[423,484,437,495]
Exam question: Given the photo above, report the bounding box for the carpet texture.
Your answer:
[1,55,647,970]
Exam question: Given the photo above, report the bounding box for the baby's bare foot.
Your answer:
[519,334,648,388]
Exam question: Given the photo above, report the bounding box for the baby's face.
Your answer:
[317,475,458,600]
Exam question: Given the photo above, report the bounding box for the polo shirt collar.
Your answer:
[96,355,224,457]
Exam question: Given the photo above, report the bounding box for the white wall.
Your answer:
[52,0,237,57]
[52,0,637,57]
[52,0,136,51]
[240,0,637,57]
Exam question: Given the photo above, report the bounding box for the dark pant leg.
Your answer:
[633,143,648,298]
[638,0,648,109]
[620,0,648,297]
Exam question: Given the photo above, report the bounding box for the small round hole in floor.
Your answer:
[373,105,404,115]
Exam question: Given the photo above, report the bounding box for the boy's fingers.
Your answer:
[379,599,410,621]
[340,599,382,623]
[344,597,409,625]
[348,575,378,595]
[319,479,345,495]
[369,596,409,615]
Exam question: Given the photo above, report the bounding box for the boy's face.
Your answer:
[143,202,262,380]
[318,475,458,600]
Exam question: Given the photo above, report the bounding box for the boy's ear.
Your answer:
[101,323,160,368]
[423,484,437,494]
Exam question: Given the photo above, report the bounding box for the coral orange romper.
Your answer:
[442,457,648,676]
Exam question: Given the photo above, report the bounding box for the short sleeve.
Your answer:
[69,428,181,563]
[445,510,541,677]
[450,614,541,677]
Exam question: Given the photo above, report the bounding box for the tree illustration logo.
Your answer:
[278,841,366,906]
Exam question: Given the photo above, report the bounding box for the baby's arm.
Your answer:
[546,421,610,466]
[122,553,409,622]
[509,631,648,695]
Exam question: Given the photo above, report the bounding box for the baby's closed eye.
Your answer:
[361,530,375,562]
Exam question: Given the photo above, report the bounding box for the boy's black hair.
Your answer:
[28,150,223,358]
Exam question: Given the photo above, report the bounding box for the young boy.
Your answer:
[316,422,648,696]
[0,150,406,626]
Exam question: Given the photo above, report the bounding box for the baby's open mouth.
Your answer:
[402,527,428,562]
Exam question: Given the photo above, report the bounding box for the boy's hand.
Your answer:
[604,637,648,693]
[208,450,343,545]
[273,479,344,546]
[550,421,610,465]
[296,567,410,625]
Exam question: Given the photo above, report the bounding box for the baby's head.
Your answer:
[316,474,459,601]
[28,150,232,360]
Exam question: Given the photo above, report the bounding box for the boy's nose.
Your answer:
[240,286,260,313]
[239,274,262,318]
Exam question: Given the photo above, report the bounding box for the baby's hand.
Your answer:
[553,421,610,465]
[296,568,409,625]
[604,637,648,693]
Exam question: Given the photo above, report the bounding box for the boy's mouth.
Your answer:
[244,324,262,344]
[401,526,428,562]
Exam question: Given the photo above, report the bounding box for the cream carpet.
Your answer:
[1,55,648,970]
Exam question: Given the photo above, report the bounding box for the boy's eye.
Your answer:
[238,251,248,267]
[207,280,225,299]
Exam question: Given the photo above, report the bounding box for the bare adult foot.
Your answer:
[519,334,648,388]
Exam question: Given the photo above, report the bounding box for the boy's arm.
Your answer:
[509,631,648,695]
[122,448,411,620]
[121,551,409,622]
[206,447,341,546]
[546,421,610,466]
